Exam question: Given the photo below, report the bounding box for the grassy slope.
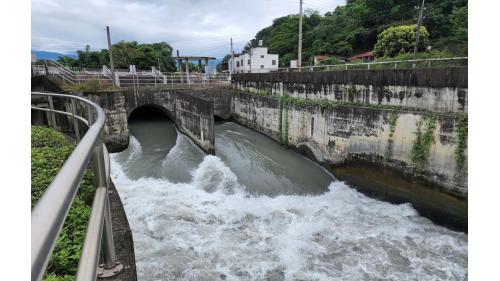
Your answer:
[31,126,94,281]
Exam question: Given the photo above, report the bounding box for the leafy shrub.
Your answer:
[374,25,429,57]
[31,126,94,280]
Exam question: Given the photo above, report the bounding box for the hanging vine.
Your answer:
[283,107,289,147]
[454,114,468,171]
[278,98,283,144]
[411,114,437,171]
[384,111,398,161]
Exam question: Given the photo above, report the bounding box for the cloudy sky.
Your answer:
[32,0,344,58]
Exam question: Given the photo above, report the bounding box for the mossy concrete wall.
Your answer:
[233,68,468,113]
[231,91,467,198]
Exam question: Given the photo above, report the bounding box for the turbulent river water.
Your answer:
[110,115,468,281]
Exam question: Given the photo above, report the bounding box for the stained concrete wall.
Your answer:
[75,88,218,154]
[174,92,215,154]
[231,91,467,197]
[233,67,468,113]
[81,91,130,153]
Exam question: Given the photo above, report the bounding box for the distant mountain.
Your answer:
[31,50,78,61]
[208,58,222,69]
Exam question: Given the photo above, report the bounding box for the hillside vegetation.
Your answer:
[239,0,467,66]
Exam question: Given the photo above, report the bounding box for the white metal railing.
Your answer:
[31,92,123,281]
[32,60,231,90]
[228,57,468,74]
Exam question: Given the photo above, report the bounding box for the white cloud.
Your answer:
[31,0,344,58]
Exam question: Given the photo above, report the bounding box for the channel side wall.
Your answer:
[231,91,467,197]
[174,91,215,154]
[233,68,468,113]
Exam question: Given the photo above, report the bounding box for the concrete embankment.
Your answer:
[230,68,468,230]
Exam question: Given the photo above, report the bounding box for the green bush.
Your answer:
[31,126,94,280]
[374,25,429,57]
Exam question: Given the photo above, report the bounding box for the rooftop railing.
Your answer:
[31,92,123,281]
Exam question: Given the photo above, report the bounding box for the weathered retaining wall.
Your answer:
[231,91,467,197]
[81,91,130,153]
[174,92,215,154]
[192,88,233,119]
[76,88,217,154]
[233,68,468,113]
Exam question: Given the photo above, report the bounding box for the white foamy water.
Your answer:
[111,151,468,281]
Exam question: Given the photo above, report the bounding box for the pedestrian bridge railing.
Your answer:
[31,60,231,90]
[31,92,123,281]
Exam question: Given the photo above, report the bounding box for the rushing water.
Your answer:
[111,116,468,281]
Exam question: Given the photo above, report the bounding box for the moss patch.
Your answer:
[411,114,437,171]
[384,111,398,161]
[454,114,468,171]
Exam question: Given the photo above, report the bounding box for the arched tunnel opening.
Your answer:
[128,105,172,123]
[127,105,177,155]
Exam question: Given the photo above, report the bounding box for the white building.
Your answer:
[229,42,279,74]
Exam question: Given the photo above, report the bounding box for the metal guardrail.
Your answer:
[31,60,231,89]
[228,57,468,73]
[31,92,123,281]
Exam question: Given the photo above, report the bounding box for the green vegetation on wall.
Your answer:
[283,107,289,146]
[455,113,468,171]
[384,111,398,161]
[411,114,437,171]
[32,126,94,281]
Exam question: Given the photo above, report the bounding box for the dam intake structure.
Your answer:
[32,65,468,280]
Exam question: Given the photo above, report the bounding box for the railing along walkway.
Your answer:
[31,92,123,281]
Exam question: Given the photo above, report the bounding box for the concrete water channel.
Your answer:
[111,108,467,281]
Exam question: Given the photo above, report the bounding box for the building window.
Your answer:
[261,55,264,58]
[260,65,264,69]
[236,61,239,67]
[272,60,276,65]
[241,59,243,65]
[248,59,251,65]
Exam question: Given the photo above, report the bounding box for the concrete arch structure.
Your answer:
[127,103,174,121]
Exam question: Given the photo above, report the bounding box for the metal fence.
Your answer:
[228,57,468,73]
[31,92,122,281]
[32,60,231,90]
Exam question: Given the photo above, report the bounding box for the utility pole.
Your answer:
[249,47,252,73]
[297,0,303,68]
[230,38,235,74]
[106,26,116,86]
[413,0,426,58]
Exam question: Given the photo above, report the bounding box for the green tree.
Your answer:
[58,41,177,71]
[374,24,430,57]
[224,0,467,63]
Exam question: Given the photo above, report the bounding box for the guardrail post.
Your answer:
[71,99,81,143]
[47,95,57,129]
[92,135,123,277]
